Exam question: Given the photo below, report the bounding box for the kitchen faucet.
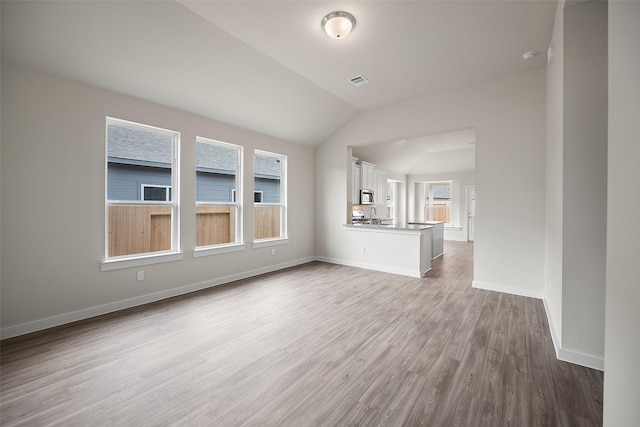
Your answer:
[369,206,377,221]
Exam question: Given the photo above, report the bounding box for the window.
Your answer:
[195,137,243,249]
[142,184,171,201]
[254,150,287,241]
[105,117,179,259]
[425,182,451,225]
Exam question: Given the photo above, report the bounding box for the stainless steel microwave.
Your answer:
[360,189,374,205]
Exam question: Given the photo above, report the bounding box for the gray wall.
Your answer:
[562,0,607,361]
[316,68,547,299]
[603,1,640,424]
[545,0,607,368]
[545,0,566,358]
[0,62,316,335]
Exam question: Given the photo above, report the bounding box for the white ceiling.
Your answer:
[352,129,476,175]
[1,1,556,146]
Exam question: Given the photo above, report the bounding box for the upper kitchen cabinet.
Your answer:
[360,161,375,190]
[351,157,361,204]
[373,170,387,206]
[351,158,387,206]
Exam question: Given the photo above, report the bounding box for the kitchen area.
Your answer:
[344,156,445,278]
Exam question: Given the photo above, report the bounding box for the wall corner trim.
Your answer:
[542,295,563,359]
[542,296,604,371]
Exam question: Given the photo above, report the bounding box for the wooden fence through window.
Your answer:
[108,204,280,257]
[425,201,451,223]
[254,205,281,240]
[108,205,172,257]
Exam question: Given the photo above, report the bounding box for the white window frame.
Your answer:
[425,181,452,226]
[102,117,182,271]
[253,149,287,247]
[141,184,171,201]
[193,137,244,257]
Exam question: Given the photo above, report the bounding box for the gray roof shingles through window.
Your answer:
[108,124,280,177]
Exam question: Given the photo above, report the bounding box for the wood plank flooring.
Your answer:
[0,242,603,426]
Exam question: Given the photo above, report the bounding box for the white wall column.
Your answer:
[603,0,640,424]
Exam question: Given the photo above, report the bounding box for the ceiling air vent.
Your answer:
[349,75,370,87]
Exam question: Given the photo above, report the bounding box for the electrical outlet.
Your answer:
[360,246,366,254]
[271,248,276,256]
[136,271,144,281]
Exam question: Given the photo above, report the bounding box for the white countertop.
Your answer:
[344,222,433,232]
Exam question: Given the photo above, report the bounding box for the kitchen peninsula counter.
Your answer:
[408,221,445,259]
[342,222,432,277]
[343,222,432,233]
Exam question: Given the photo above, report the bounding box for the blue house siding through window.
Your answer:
[255,178,280,203]
[108,161,279,203]
[107,163,172,200]
[196,171,235,202]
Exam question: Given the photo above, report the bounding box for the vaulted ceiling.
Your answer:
[352,129,477,176]
[1,1,556,147]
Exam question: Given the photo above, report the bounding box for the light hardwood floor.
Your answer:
[1,242,603,426]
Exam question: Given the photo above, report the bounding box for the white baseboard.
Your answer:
[542,296,604,371]
[474,282,604,371]
[0,257,316,340]
[316,256,424,278]
[472,280,544,299]
[557,347,604,371]
[1,256,607,373]
[542,296,562,359]
[444,237,468,242]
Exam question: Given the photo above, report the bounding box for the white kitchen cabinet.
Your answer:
[352,160,385,205]
[351,157,361,204]
[343,224,432,277]
[360,161,375,190]
[373,170,386,205]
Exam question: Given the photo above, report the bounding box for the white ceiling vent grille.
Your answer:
[349,75,370,87]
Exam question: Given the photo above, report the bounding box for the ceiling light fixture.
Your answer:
[522,50,537,61]
[321,11,356,39]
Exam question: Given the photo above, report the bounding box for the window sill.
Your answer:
[252,238,289,249]
[193,243,246,258]
[101,251,184,272]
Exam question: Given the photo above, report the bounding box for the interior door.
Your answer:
[466,185,476,242]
